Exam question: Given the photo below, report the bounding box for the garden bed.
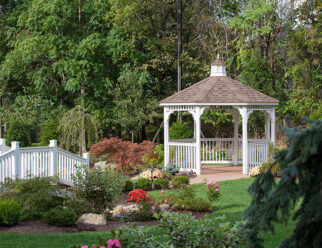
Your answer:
[0,210,210,234]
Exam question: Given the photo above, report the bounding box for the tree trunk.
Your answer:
[177,0,182,92]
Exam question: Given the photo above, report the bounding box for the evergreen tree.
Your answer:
[242,119,322,247]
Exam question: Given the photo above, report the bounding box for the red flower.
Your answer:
[128,189,148,203]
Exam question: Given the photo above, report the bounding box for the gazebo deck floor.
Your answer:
[190,165,249,184]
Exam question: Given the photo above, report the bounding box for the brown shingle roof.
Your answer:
[160,76,279,105]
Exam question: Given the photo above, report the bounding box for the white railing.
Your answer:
[168,142,196,172]
[201,138,242,164]
[0,138,11,155]
[248,141,269,171]
[0,140,89,186]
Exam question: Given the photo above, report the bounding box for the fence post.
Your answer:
[83,153,90,171]
[11,141,21,179]
[49,140,58,177]
[0,138,5,155]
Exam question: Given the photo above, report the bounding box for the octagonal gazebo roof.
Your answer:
[160,58,279,106]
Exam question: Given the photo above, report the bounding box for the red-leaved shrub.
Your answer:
[128,189,148,203]
[90,136,156,173]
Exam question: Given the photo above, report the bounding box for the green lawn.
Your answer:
[0,178,295,248]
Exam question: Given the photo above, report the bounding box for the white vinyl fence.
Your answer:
[0,140,89,186]
[248,141,269,170]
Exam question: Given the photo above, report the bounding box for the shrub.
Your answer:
[0,177,64,220]
[206,181,221,202]
[135,178,152,191]
[128,189,148,203]
[260,161,281,177]
[169,121,193,140]
[142,144,164,168]
[90,136,156,174]
[156,212,244,247]
[130,202,154,221]
[0,199,21,226]
[5,120,32,147]
[42,207,77,227]
[71,165,125,215]
[175,197,211,212]
[39,115,60,145]
[153,178,169,189]
[162,163,179,175]
[123,179,134,192]
[171,175,190,188]
[161,171,173,180]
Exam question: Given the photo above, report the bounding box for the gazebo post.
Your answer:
[270,109,276,145]
[264,111,271,141]
[164,107,171,167]
[240,107,248,175]
[195,107,201,175]
[232,110,239,166]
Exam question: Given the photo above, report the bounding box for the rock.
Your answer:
[77,213,106,225]
[159,204,170,210]
[110,204,140,218]
[94,161,117,170]
[140,169,163,180]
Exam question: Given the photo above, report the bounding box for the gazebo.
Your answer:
[160,58,279,175]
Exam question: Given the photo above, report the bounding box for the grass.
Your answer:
[0,178,296,248]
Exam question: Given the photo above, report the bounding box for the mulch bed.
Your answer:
[0,211,210,234]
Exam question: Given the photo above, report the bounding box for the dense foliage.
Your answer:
[0,199,21,226]
[0,0,319,148]
[0,177,64,220]
[42,207,77,227]
[171,175,190,188]
[242,119,322,247]
[71,166,125,215]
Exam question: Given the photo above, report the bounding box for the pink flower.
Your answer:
[182,205,184,209]
[215,188,218,192]
[207,182,211,186]
[107,239,121,248]
[165,199,168,204]
[217,185,220,189]
[161,190,164,194]
[152,210,155,214]
[92,245,96,248]
[81,246,88,248]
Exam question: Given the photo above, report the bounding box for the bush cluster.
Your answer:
[0,177,64,220]
[42,208,77,227]
[130,202,154,221]
[105,212,244,248]
[171,175,190,188]
[135,178,152,191]
[71,165,125,215]
[123,179,134,192]
[0,199,21,226]
[206,181,221,202]
[153,178,169,189]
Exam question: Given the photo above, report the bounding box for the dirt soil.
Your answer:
[0,211,210,234]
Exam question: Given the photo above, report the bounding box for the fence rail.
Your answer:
[168,142,196,172]
[0,140,89,185]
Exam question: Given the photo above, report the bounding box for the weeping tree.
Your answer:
[242,119,322,247]
[58,105,98,155]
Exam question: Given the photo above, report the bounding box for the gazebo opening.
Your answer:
[160,57,278,175]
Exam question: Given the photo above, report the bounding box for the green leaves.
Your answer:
[242,119,322,247]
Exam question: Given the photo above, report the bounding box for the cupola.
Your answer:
[210,55,226,77]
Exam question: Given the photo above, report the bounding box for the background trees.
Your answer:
[0,0,320,151]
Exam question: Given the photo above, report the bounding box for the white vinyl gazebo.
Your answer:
[160,58,279,175]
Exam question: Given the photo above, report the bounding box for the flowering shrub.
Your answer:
[90,136,156,173]
[142,144,164,168]
[128,189,148,203]
[249,166,261,177]
[260,162,281,177]
[206,181,221,202]
[78,239,121,248]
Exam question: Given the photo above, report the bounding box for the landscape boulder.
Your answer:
[77,213,106,225]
